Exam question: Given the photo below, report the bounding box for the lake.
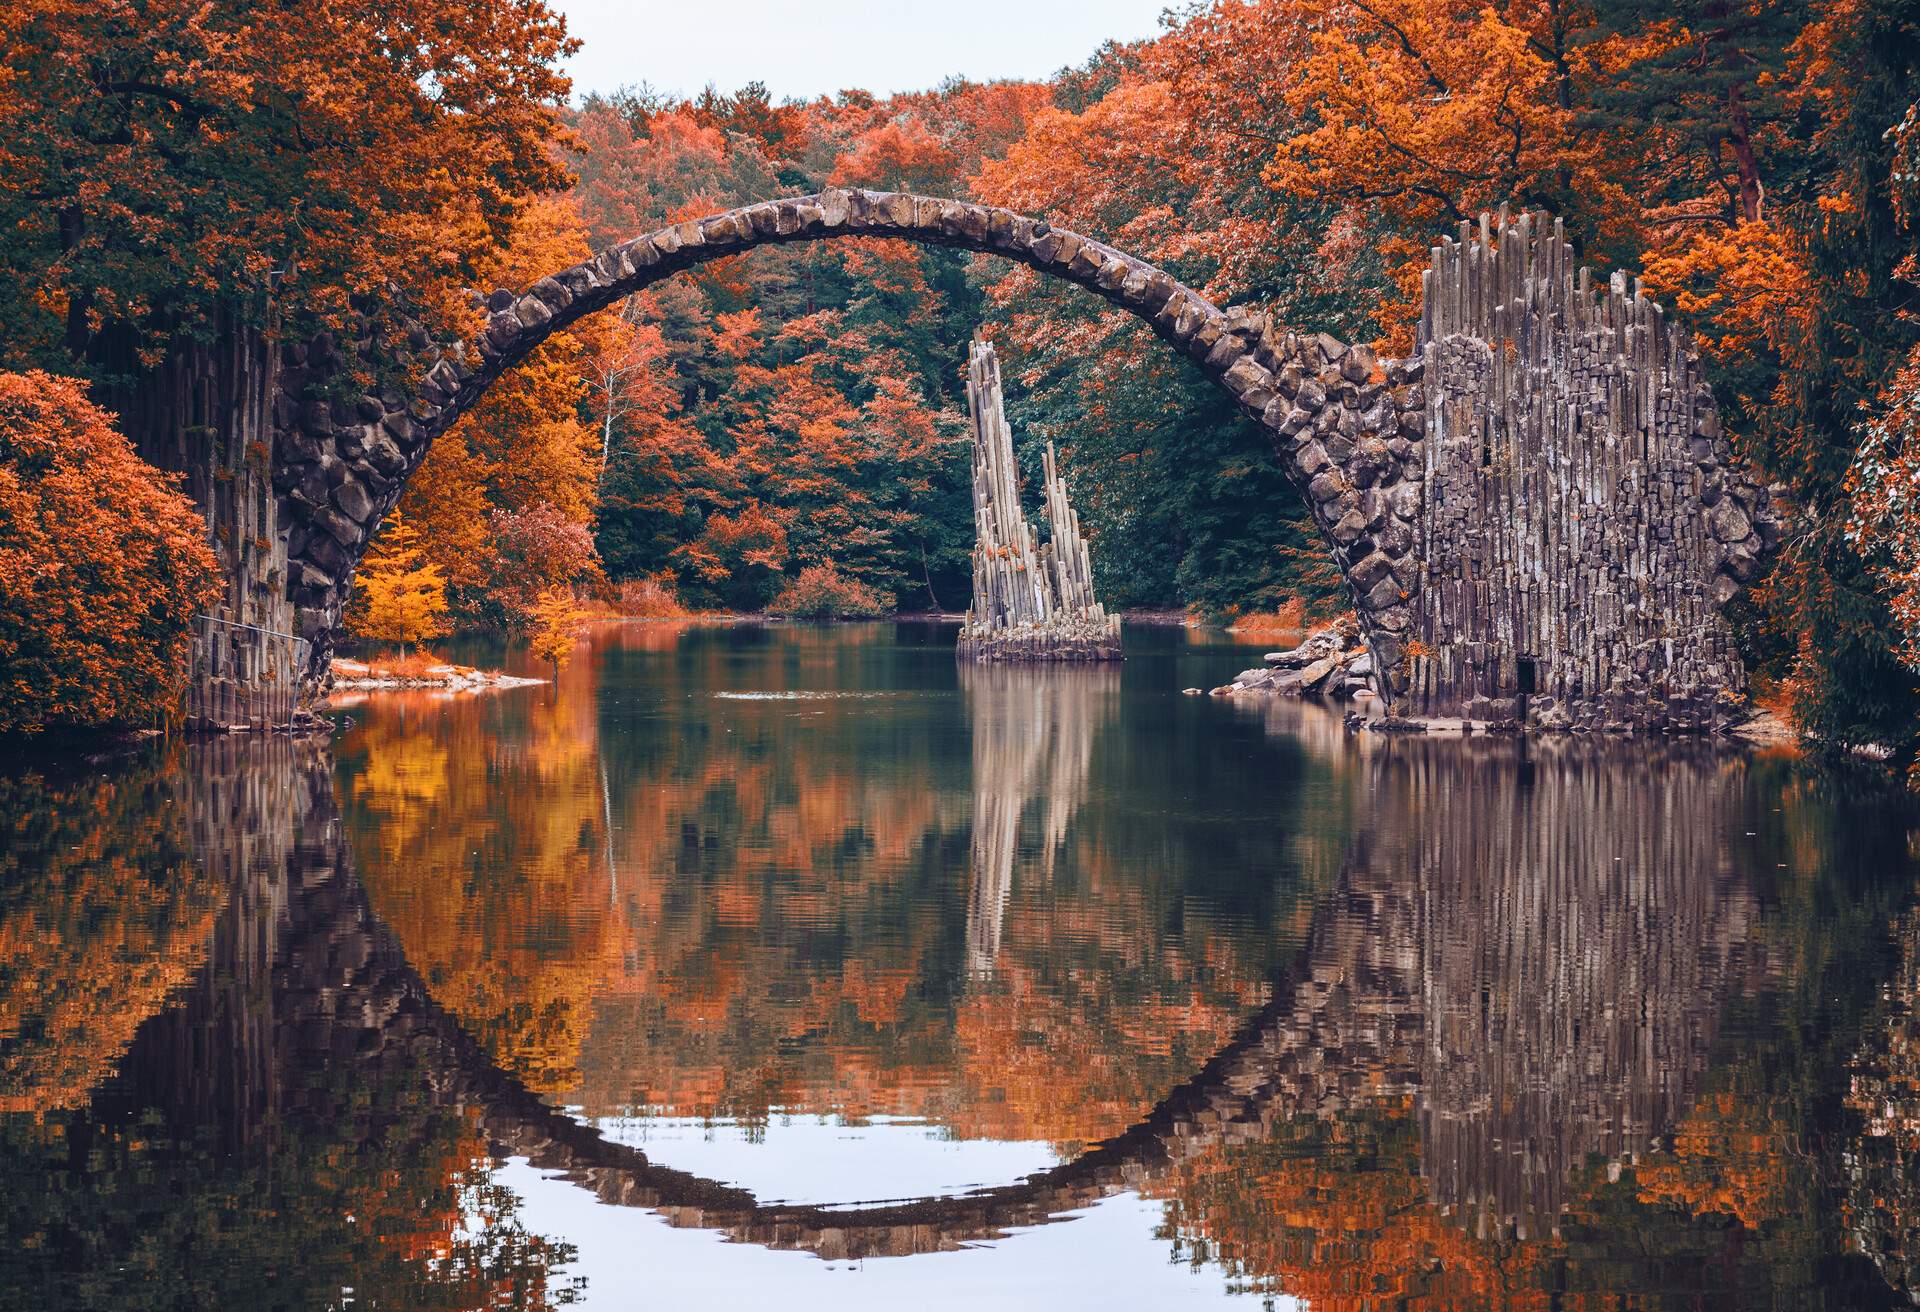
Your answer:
[4,620,1919,1310]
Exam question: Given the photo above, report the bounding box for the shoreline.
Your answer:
[329,658,545,692]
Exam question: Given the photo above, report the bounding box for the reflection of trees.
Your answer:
[0,740,575,1311]
[10,674,1920,1298]
[548,624,1319,1145]
[335,665,619,1095]
[0,758,221,1114]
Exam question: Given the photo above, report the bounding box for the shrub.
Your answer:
[615,575,688,618]
[0,372,220,734]
[481,503,604,631]
[767,564,893,619]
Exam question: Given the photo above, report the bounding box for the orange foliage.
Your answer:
[1641,220,1815,369]
[0,763,221,1113]
[1634,1090,1799,1230]
[0,372,220,734]
[342,669,619,1094]
[0,0,574,367]
[416,195,610,528]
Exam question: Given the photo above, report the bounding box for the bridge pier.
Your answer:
[103,317,317,730]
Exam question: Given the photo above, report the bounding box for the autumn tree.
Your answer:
[528,588,586,676]
[0,0,575,374]
[971,60,1355,616]
[348,510,450,658]
[569,80,1018,613]
[677,503,790,611]
[592,315,729,580]
[482,504,604,632]
[0,371,220,734]
[437,196,611,525]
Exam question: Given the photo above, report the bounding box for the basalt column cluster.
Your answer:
[957,335,1120,662]
[1403,211,1788,732]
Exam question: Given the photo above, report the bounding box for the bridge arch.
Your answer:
[273,189,1425,696]
[272,194,1784,729]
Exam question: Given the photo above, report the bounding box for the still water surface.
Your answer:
[5,621,1920,1310]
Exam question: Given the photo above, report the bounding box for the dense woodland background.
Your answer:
[3,0,1920,751]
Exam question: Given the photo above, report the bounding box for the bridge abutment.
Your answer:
[103,317,313,730]
[1396,214,1785,733]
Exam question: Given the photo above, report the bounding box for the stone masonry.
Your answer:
[258,191,1783,731]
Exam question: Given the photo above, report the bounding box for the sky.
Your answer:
[549,0,1176,104]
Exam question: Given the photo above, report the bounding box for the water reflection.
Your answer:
[0,741,580,1310]
[961,663,1118,977]
[2,625,1919,1308]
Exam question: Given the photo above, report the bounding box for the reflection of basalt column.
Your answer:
[113,739,343,1143]
[1848,905,1920,1302]
[960,664,1117,976]
[1368,737,1763,1238]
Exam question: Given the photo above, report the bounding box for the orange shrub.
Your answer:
[615,575,689,618]
[767,564,892,619]
[0,372,220,734]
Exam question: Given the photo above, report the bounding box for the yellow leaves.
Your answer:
[348,509,451,653]
[527,587,585,672]
[401,195,604,624]
[398,431,493,594]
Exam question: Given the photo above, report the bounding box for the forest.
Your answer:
[1,0,1919,751]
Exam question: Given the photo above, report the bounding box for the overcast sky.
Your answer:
[550,0,1177,103]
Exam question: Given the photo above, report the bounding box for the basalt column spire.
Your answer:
[958,334,1121,662]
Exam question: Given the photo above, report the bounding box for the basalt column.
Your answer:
[101,317,309,730]
[1403,212,1786,732]
[958,335,1120,662]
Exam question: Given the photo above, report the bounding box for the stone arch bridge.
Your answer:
[159,191,1785,732]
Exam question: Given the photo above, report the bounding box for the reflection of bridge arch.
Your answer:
[101,736,1782,1263]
